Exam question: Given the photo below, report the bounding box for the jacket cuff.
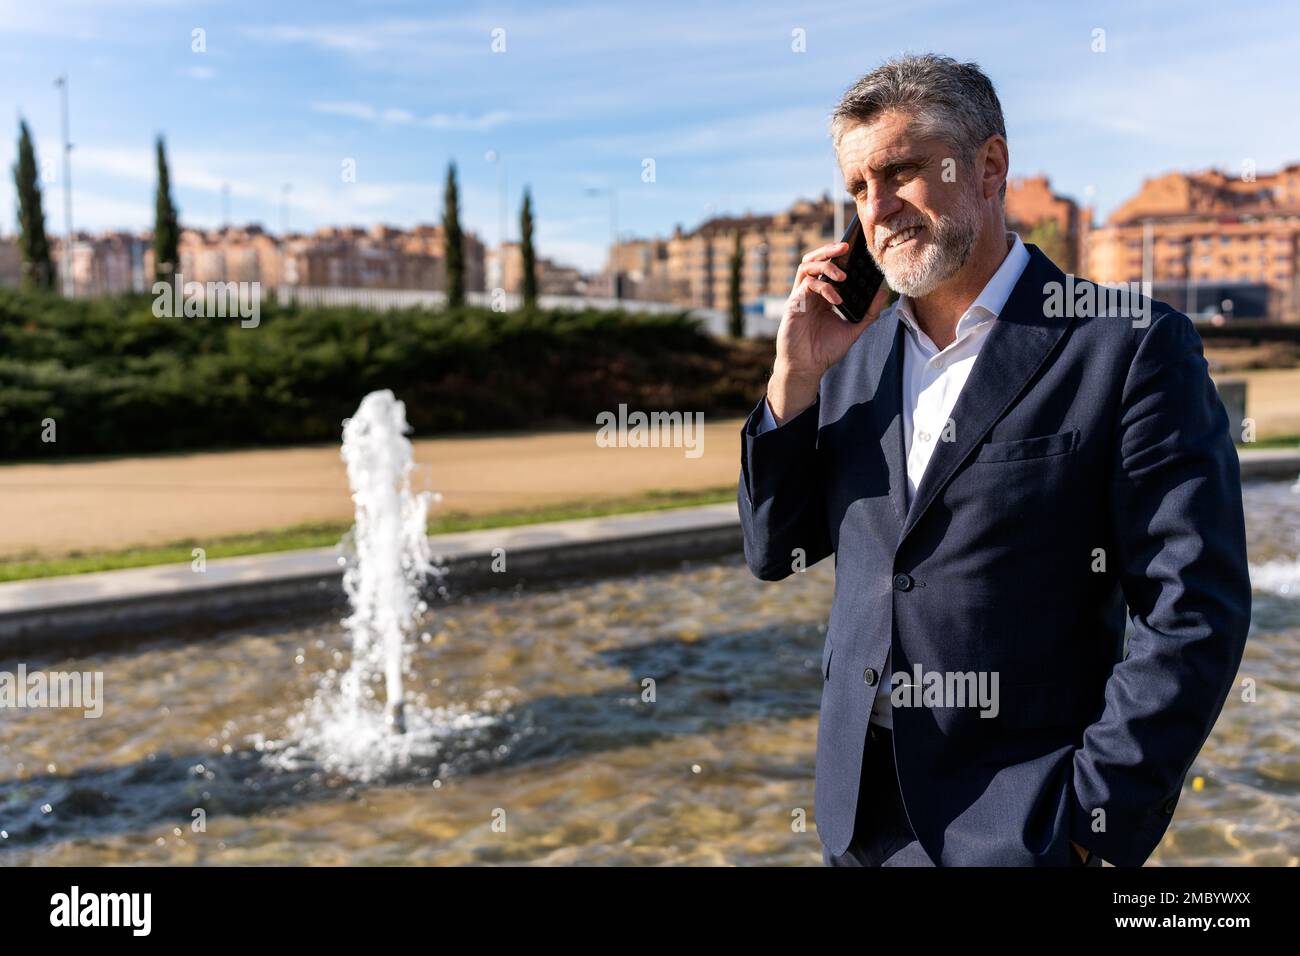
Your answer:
[741,393,821,506]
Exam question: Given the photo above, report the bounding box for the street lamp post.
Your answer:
[280,183,292,238]
[1141,217,1153,298]
[485,150,507,292]
[279,183,296,288]
[221,182,231,280]
[485,150,506,249]
[584,186,619,299]
[54,74,75,297]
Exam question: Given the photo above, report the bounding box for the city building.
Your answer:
[604,195,853,311]
[28,163,1300,323]
[194,223,486,292]
[0,237,23,288]
[1087,163,1300,321]
[609,184,1089,312]
[45,230,150,295]
[45,223,489,297]
[178,225,283,286]
[1005,175,1091,273]
[487,240,587,296]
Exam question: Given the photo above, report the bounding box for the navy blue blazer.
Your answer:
[738,244,1252,866]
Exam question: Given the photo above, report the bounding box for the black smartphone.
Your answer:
[826,212,885,324]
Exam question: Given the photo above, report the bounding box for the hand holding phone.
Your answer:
[825,212,886,324]
[769,213,890,423]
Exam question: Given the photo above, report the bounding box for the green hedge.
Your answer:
[1196,320,1300,344]
[0,289,771,460]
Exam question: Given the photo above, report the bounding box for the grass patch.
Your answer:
[1247,433,1300,449]
[0,485,737,583]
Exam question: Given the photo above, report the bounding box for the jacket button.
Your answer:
[863,667,877,686]
[893,573,914,591]
[1162,798,1177,815]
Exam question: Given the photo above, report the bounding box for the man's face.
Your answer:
[836,109,985,298]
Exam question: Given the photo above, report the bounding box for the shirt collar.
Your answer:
[893,231,1030,341]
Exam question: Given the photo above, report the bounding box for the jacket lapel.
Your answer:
[862,306,909,541]
[895,244,1074,548]
[857,303,909,541]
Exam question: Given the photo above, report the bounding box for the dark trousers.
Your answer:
[821,724,1102,867]
[823,723,935,866]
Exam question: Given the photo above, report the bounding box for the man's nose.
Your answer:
[861,189,903,234]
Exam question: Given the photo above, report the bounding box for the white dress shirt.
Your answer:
[758,232,1030,729]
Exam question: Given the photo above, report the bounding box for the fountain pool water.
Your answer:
[0,478,1297,864]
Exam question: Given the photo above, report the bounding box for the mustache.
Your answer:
[874,219,930,250]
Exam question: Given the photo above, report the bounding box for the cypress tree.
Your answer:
[12,118,54,290]
[442,161,465,308]
[520,186,538,308]
[153,135,180,283]
[728,229,744,337]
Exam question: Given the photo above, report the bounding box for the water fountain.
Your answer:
[337,389,437,735]
[1249,471,1300,597]
[262,390,499,783]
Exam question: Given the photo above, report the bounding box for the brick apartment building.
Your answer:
[1004,175,1091,273]
[609,180,1086,311]
[608,195,854,311]
[1086,163,1300,321]
[488,240,586,296]
[13,165,1297,323]
[42,223,487,296]
[186,223,486,293]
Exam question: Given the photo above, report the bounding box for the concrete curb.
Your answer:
[0,504,744,653]
[0,448,1295,655]
[1237,447,1300,481]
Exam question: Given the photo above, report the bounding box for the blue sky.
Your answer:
[2,0,1297,271]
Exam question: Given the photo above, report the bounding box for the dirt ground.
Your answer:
[1230,367,1300,438]
[2,365,1296,562]
[0,418,751,560]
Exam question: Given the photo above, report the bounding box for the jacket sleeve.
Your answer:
[737,390,833,581]
[1068,309,1252,867]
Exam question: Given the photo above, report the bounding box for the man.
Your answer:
[737,54,1251,866]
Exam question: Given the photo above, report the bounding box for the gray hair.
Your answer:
[829,53,1008,202]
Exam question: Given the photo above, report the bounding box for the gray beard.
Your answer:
[875,193,983,298]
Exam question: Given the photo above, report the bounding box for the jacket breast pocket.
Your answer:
[972,426,1078,464]
[822,638,834,681]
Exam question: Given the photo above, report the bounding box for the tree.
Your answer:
[153,136,180,283]
[520,186,538,308]
[12,118,54,290]
[442,161,465,308]
[1021,218,1073,273]
[728,229,744,338]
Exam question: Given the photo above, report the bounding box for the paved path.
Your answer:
[0,418,749,560]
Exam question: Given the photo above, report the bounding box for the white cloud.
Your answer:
[248,18,479,60]
[310,101,377,122]
[310,101,511,131]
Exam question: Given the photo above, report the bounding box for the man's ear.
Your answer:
[979,135,1009,202]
